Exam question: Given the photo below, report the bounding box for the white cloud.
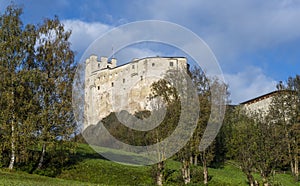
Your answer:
[137,0,300,61]
[61,20,168,67]
[62,19,111,54]
[224,66,277,104]
[128,0,298,103]
[61,1,298,104]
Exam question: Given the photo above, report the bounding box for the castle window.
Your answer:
[152,63,155,67]
[111,82,114,87]
[97,86,100,90]
[141,76,143,80]
[132,65,135,69]
[98,63,100,68]
[169,61,174,67]
[131,72,138,77]
[123,78,125,83]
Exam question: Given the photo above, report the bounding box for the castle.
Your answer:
[240,91,277,115]
[84,55,286,129]
[84,55,187,129]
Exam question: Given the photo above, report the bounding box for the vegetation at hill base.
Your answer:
[0,143,298,186]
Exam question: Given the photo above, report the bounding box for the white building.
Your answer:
[240,91,278,115]
[84,55,187,129]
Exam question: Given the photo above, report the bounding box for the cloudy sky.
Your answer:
[1,0,299,104]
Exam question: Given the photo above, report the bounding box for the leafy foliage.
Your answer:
[0,3,76,171]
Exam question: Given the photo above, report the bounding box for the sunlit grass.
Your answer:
[0,143,298,186]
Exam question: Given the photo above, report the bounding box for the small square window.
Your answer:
[152,63,155,67]
[170,62,174,67]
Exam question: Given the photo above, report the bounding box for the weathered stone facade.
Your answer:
[84,55,187,129]
[240,91,277,115]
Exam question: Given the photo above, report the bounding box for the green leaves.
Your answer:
[0,3,76,170]
[267,78,300,181]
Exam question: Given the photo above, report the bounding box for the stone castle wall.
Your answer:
[84,55,187,129]
[242,96,273,116]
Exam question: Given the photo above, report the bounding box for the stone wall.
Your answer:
[84,56,187,129]
[242,96,273,116]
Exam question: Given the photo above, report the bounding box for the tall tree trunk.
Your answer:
[290,152,295,177]
[8,122,15,170]
[261,173,269,186]
[294,154,299,181]
[203,159,208,185]
[286,132,295,177]
[190,156,193,164]
[201,152,208,185]
[9,90,16,170]
[156,161,164,186]
[181,159,191,184]
[194,154,198,165]
[37,143,46,169]
[246,172,256,186]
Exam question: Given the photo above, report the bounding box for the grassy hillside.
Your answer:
[58,144,298,186]
[1,143,298,186]
[208,164,298,186]
[58,143,153,185]
[0,169,100,186]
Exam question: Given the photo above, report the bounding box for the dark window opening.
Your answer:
[112,82,114,87]
[141,76,143,80]
[152,63,155,67]
[170,62,174,67]
[123,78,125,83]
[97,86,100,90]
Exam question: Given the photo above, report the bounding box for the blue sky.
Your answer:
[1,0,299,104]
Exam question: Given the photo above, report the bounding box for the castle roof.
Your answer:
[112,56,187,68]
[239,90,278,105]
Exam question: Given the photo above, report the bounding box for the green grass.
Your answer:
[0,169,100,186]
[58,143,153,185]
[271,173,300,186]
[208,162,300,186]
[76,143,153,165]
[62,143,298,185]
[208,163,248,185]
[59,159,153,185]
[1,143,299,185]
